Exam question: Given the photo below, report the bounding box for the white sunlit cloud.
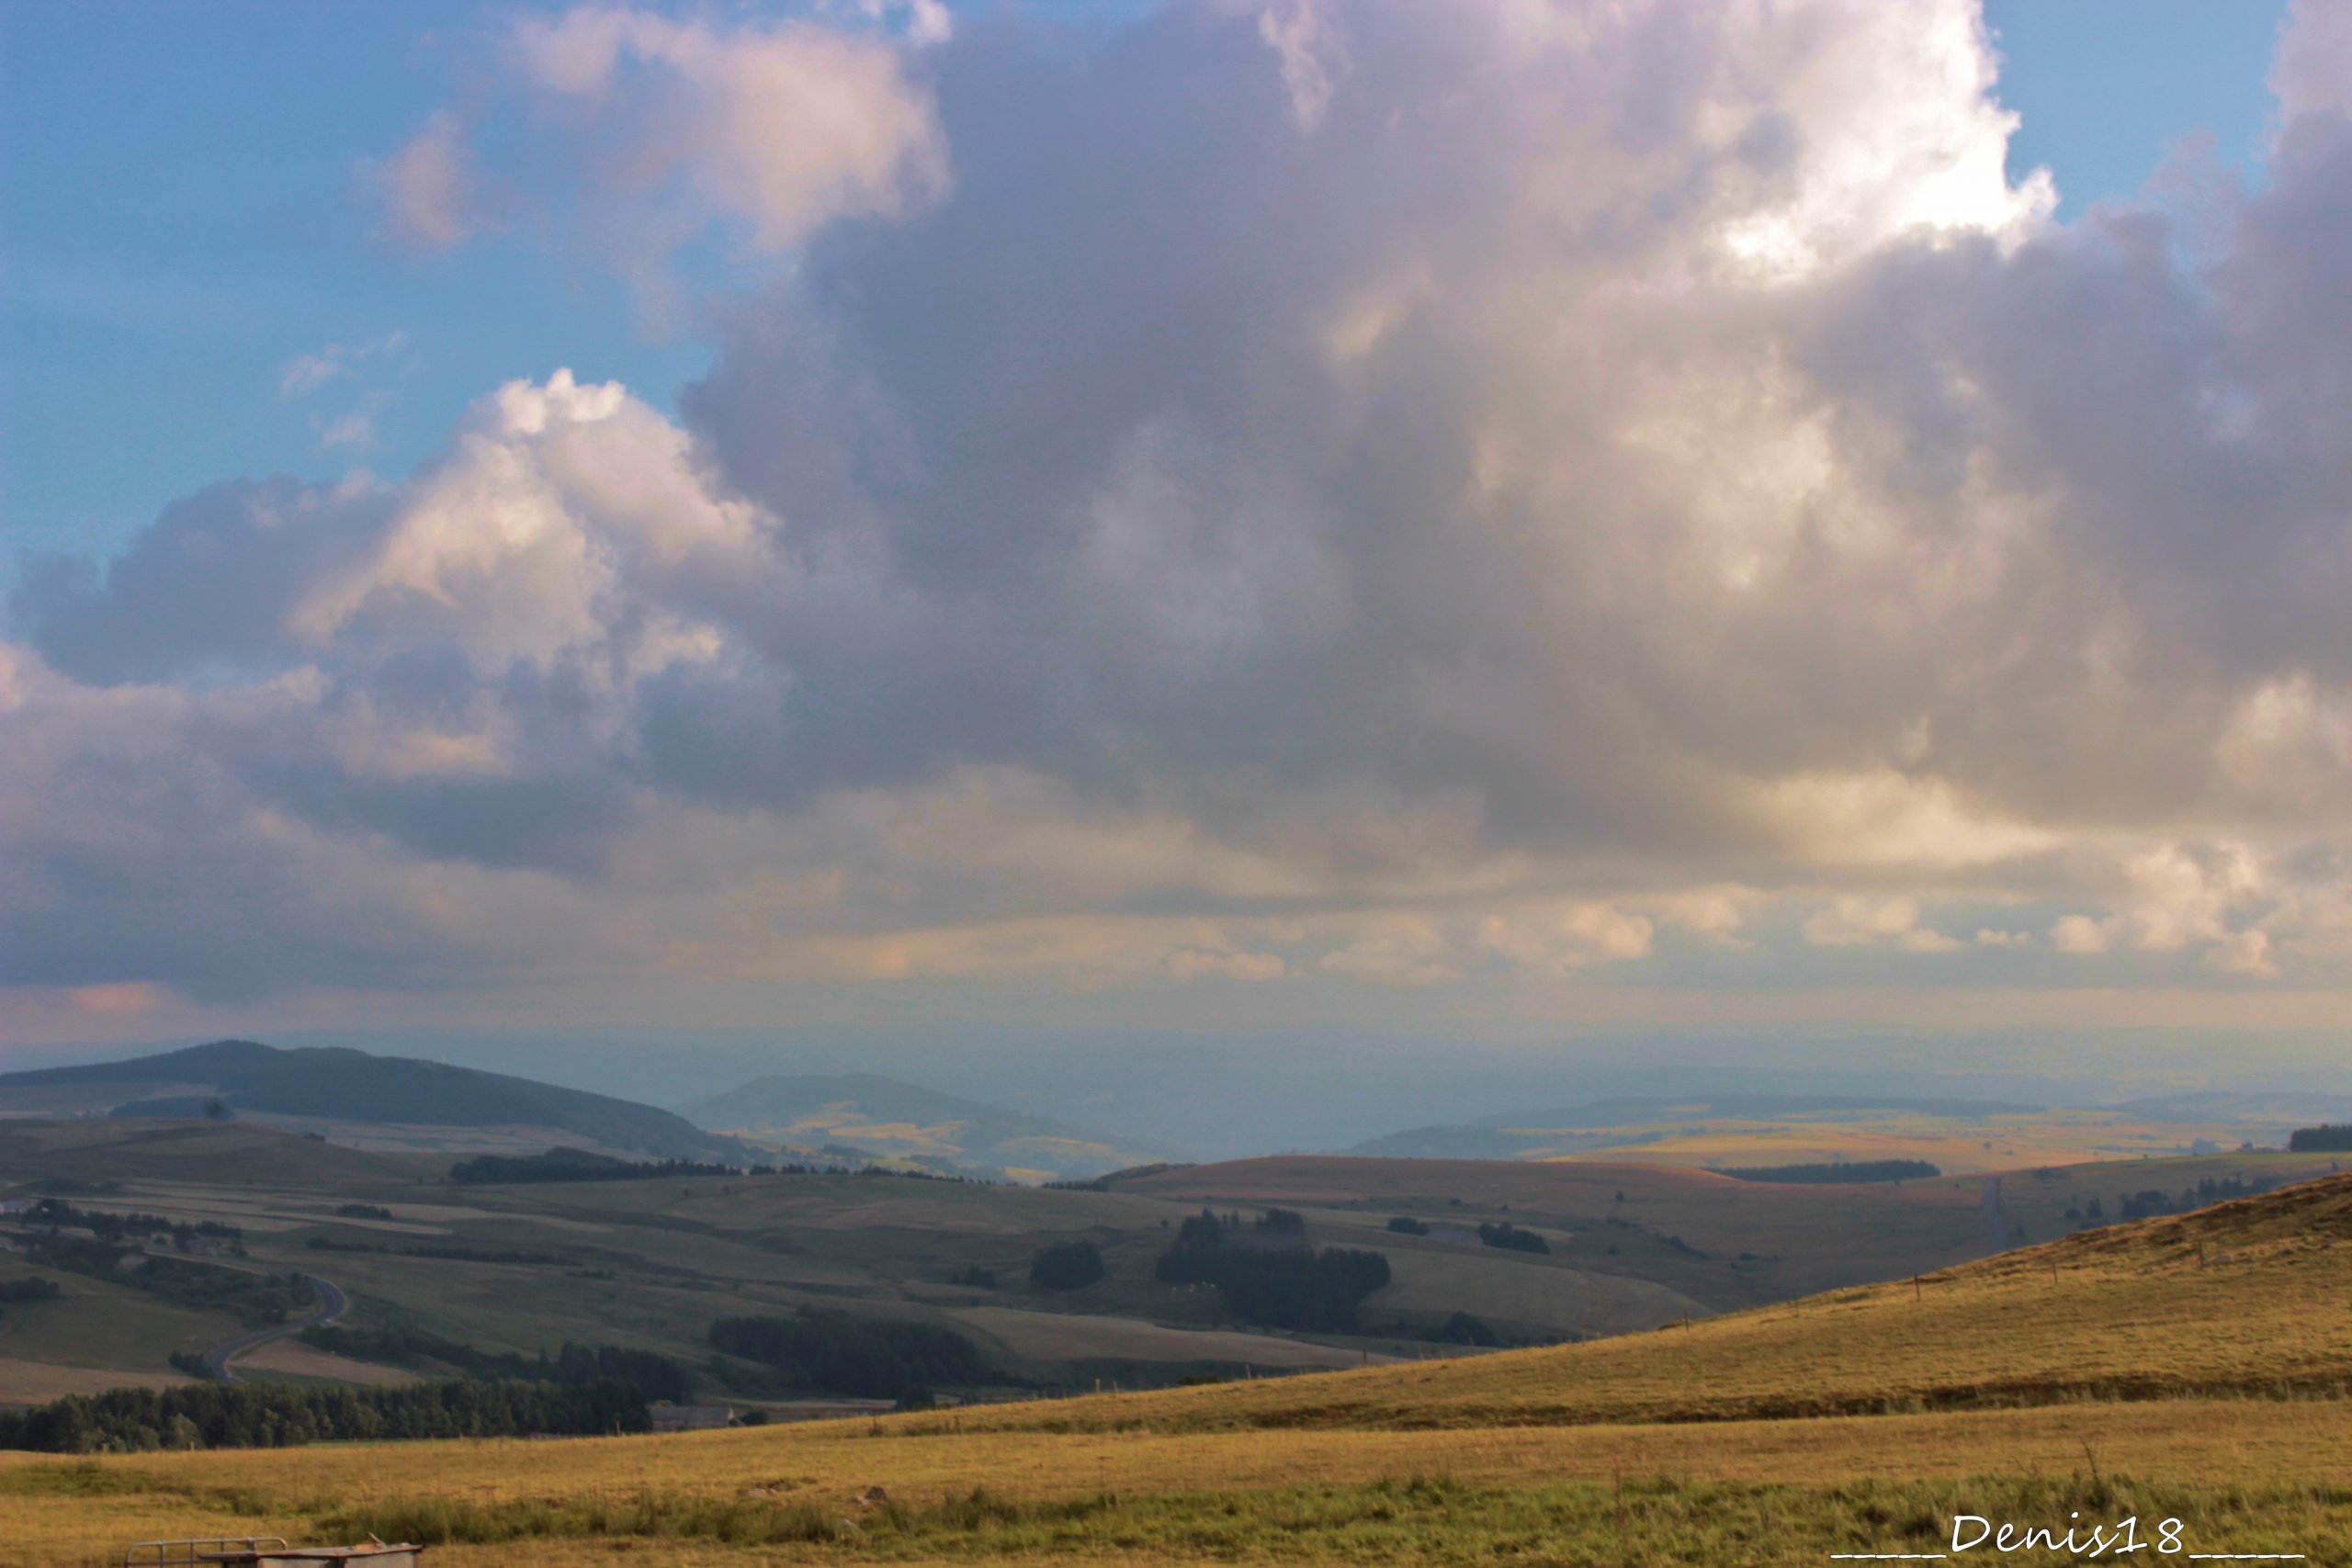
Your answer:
[10,0,2352,1022]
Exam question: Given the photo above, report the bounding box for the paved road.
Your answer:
[200,1273,347,1383]
[1980,1175,2011,1251]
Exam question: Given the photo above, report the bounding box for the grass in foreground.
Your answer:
[10,1399,2352,1566]
[14,1171,2352,1565]
[9,1451,2352,1568]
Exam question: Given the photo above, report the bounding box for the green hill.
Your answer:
[0,1040,740,1162]
[673,1072,1171,1180]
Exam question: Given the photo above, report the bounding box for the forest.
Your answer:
[300,1323,694,1404]
[1155,1210,1392,1331]
[0,1377,650,1453]
[708,1307,996,1399]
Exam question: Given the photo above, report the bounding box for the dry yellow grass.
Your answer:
[1527,1109,2282,1173]
[928,1171,2352,1434]
[15,1167,2352,1567]
[944,1305,1376,1371]
[0,1357,188,1403]
[231,1340,421,1386]
[7,1400,2351,1567]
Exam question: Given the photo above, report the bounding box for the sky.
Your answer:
[7,0,2352,1062]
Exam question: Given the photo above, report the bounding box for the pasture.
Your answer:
[11,1172,2352,1565]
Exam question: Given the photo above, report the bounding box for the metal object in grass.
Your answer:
[121,1538,424,1567]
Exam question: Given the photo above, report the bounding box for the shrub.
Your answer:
[1385,1216,1429,1235]
[1422,1311,1500,1346]
[1476,1222,1550,1255]
[1028,1240,1106,1291]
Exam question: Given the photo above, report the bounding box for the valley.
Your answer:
[8,1169,2352,1565]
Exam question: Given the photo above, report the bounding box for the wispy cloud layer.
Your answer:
[10,0,2352,1025]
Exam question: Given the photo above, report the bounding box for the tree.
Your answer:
[1476,1222,1550,1255]
[1029,1240,1106,1291]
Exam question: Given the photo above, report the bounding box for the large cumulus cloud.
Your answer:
[10,0,2352,1021]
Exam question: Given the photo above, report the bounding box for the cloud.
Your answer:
[316,412,378,451]
[12,0,2352,1013]
[2049,915,2118,955]
[1258,0,1348,130]
[277,333,411,400]
[69,982,166,1018]
[369,110,488,252]
[363,6,945,299]
[1804,897,1961,953]
[508,6,947,252]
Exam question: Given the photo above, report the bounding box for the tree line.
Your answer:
[19,1197,243,1247]
[0,1377,650,1453]
[2066,1174,2278,1224]
[1154,1210,1391,1332]
[709,1307,996,1400]
[445,1148,985,1186]
[447,1151,748,1184]
[2290,1125,2352,1152]
[300,1322,694,1404]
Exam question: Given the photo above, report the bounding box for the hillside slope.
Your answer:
[1111,1153,1996,1304]
[675,1071,1170,1179]
[0,1117,429,1187]
[0,1041,739,1162]
[15,1170,2352,1568]
[939,1169,2352,1434]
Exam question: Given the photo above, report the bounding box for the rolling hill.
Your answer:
[0,1040,741,1162]
[15,1165,2352,1568]
[1342,1092,2284,1172]
[673,1071,1171,1180]
[948,1167,2352,1434]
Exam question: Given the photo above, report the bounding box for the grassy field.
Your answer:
[1514,1108,2289,1172]
[11,1173,2352,1565]
[6,1404,2352,1566]
[0,1253,236,1391]
[4,1121,2342,1407]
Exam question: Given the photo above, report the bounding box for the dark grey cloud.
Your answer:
[11,0,2352,1012]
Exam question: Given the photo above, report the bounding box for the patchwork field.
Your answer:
[10,1173,2352,1566]
[5,1119,2342,1408]
[1445,1109,2289,1172]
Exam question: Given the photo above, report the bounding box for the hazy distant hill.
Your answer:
[0,1039,740,1162]
[1347,1093,2049,1159]
[674,1072,1171,1181]
[1466,1093,2045,1129]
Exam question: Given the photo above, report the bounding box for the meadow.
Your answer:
[4,1118,2342,1411]
[9,1173,2352,1564]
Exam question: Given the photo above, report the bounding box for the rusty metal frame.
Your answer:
[121,1540,291,1567]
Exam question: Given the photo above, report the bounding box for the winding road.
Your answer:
[1980,1175,2011,1251]
[200,1273,347,1383]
